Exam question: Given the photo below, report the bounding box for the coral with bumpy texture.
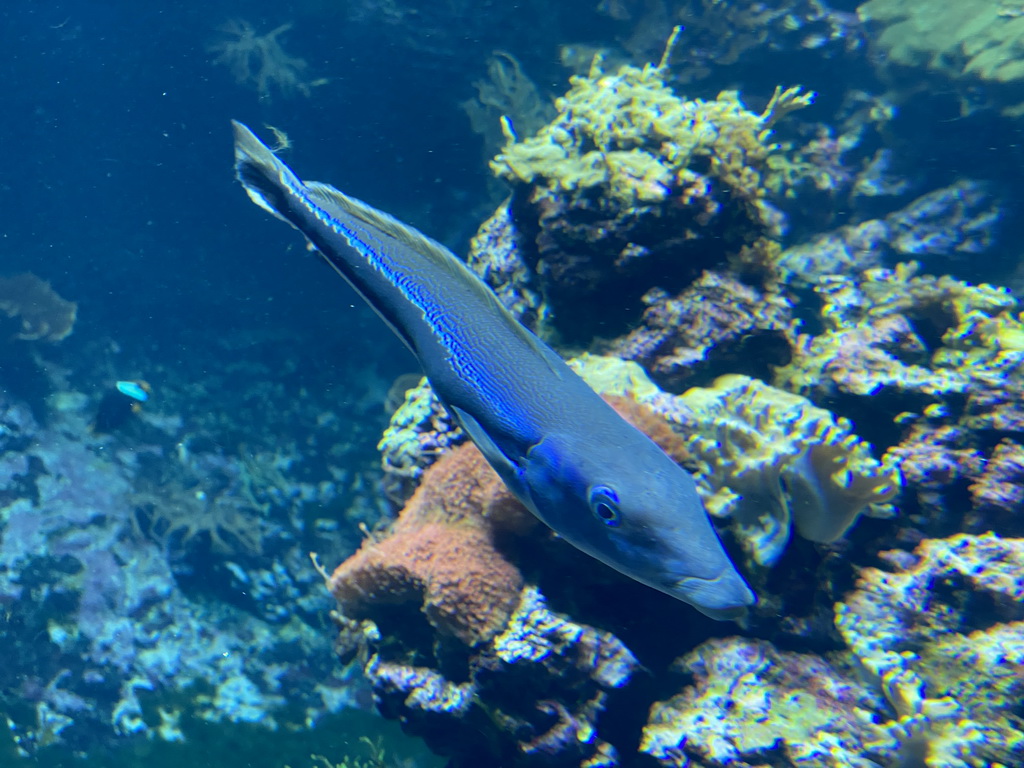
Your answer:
[775,262,1022,403]
[969,439,1024,530]
[611,270,795,390]
[378,376,465,504]
[481,44,811,342]
[778,181,1000,285]
[329,443,529,645]
[836,533,1024,766]
[348,585,641,768]
[678,374,900,567]
[641,637,893,768]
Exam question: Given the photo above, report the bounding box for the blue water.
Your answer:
[2,1,1024,767]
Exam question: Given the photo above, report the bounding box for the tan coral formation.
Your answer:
[328,443,529,646]
[0,273,77,342]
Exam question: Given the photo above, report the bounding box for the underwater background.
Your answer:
[1,0,1023,766]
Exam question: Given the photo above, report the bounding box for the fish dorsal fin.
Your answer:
[305,181,459,274]
[305,180,566,381]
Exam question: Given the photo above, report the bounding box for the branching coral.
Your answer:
[479,40,813,342]
[208,19,324,100]
[678,374,900,567]
[0,273,77,342]
[491,55,811,219]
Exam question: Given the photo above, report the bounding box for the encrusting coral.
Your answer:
[475,29,813,342]
[611,269,795,390]
[377,376,465,504]
[836,533,1024,766]
[641,637,893,767]
[678,374,900,567]
[0,273,77,342]
[775,261,1022,402]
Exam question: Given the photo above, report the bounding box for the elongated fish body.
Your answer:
[232,121,754,617]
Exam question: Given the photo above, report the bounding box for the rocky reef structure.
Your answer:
[836,533,1024,765]
[641,637,895,767]
[775,261,1021,405]
[0,306,406,756]
[477,35,813,343]
[377,376,466,505]
[778,180,1001,284]
[610,271,795,390]
[592,0,864,83]
[638,536,1024,768]
[328,432,653,766]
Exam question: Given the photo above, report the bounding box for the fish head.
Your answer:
[523,430,755,619]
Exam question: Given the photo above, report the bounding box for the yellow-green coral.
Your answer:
[776,262,1024,398]
[859,0,1024,115]
[679,374,900,566]
[565,358,897,566]
[378,377,462,481]
[490,48,812,222]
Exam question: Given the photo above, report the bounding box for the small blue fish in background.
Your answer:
[231,121,755,618]
[93,380,151,434]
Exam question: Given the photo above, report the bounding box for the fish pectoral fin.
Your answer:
[450,405,532,506]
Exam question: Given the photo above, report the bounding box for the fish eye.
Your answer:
[589,485,621,527]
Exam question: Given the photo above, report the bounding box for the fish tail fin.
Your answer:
[231,120,303,224]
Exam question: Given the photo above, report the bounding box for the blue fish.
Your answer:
[232,122,754,618]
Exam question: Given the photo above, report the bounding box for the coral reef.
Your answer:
[0,273,77,342]
[610,270,795,390]
[775,261,1020,403]
[461,52,555,175]
[836,533,1024,765]
[0,389,357,754]
[377,377,465,505]
[480,41,812,341]
[328,442,529,646]
[641,637,893,767]
[466,200,546,328]
[342,585,639,768]
[677,374,900,567]
[595,0,863,82]
[778,181,1001,284]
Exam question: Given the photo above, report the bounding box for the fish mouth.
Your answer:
[672,571,756,620]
